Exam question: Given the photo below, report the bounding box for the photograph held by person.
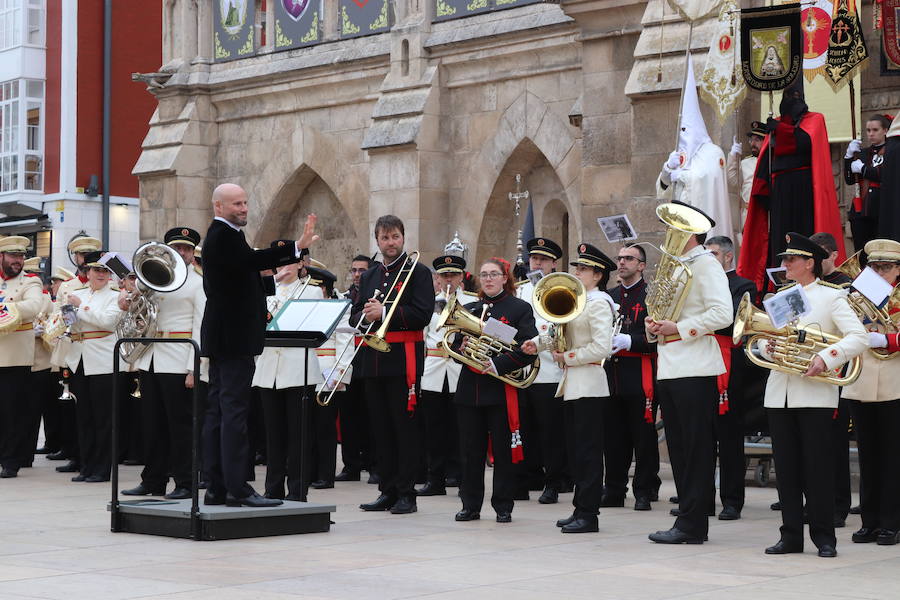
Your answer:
[844,115,891,250]
[200,183,318,508]
[454,258,538,523]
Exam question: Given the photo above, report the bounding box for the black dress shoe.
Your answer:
[46,451,68,461]
[833,515,846,528]
[360,494,397,511]
[0,468,17,478]
[227,491,283,507]
[390,497,417,514]
[310,480,334,489]
[556,512,576,527]
[648,527,704,544]
[538,487,558,504]
[770,501,782,511]
[203,490,227,505]
[877,529,900,545]
[765,540,803,554]
[198,480,208,490]
[513,491,530,501]
[718,506,741,521]
[561,516,599,533]
[367,473,381,485]
[122,459,142,466]
[335,470,361,482]
[445,477,460,488]
[71,474,86,482]
[455,509,480,521]
[165,487,191,500]
[254,452,266,466]
[634,497,651,511]
[121,483,166,496]
[849,504,861,515]
[35,446,55,455]
[416,482,447,496]
[669,496,679,504]
[496,511,512,523]
[670,508,682,517]
[817,545,837,557]
[852,527,880,543]
[56,461,79,473]
[85,475,109,483]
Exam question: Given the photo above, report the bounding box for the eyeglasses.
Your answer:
[479,271,504,280]
[616,256,641,263]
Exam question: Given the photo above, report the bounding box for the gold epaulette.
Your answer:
[776,281,798,291]
[817,280,846,290]
[193,265,203,276]
[461,290,478,297]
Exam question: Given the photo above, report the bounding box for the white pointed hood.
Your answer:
[678,58,713,167]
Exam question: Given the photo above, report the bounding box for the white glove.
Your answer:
[730,136,742,156]
[850,159,864,174]
[611,333,632,354]
[665,150,681,170]
[845,139,862,159]
[868,332,888,349]
[668,169,683,183]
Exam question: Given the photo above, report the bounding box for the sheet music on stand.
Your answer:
[266,299,351,348]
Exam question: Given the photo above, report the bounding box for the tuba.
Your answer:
[116,241,188,364]
[437,292,539,388]
[732,292,862,386]
[644,203,713,322]
[532,272,586,352]
[835,251,900,361]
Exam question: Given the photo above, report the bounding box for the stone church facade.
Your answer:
[135,0,899,284]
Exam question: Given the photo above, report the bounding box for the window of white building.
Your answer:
[0,78,43,194]
[0,0,43,50]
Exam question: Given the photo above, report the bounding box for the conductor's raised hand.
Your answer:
[296,214,320,251]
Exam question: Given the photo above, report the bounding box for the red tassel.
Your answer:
[833,407,839,420]
[644,397,654,423]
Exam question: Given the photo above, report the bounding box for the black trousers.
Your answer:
[768,407,836,550]
[714,377,746,512]
[420,383,461,485]
[57,377,80,463]
[25,369,53,464]
[365,376,421,499]
[850,399,900,532]
[203,356,256,498]
[70,362,113,479]
[37,369,63,452]
[519,382,568,491]
[339,380,372,474]
[658,376,718,538]
[849,214,878,253]
[565,398,605,516]
[138,367,192,490]
[118,372,143,463]
[457,402,516,514]
[602,393,661,500]
[312,389,339,484]
[0,366,32,470]
[832,397,852,519]
[259,386,309,498]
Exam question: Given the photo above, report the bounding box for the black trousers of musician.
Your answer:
[602,394,661,501]
[519,382,568,491]
[832,397,852,520]
[658,376,718,539]
[768,407,836,550]
[118,372,143,464]
[259,386,310,498]
[457,403,516,514]
[57,378,80,464]
[714,361,747,512]
[312,390,339,484]
[849,212,878,253]
[248,386,265,479]
[564,397,605,516]
[339,380,372,474]
[22,369,49,466]
[365,376,421,500]
[0,366,32,471]
[32,368,62,454]
[203,356,256,498]
[420,382,461,486]
[138,366,192,491]
[70,362,113,479]
[849,399,900,532]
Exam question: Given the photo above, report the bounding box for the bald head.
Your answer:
[213,183,249,227]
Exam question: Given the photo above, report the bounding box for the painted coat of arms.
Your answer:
[740,5,803,91]
[282,0,311,21]
[220,0,248,35]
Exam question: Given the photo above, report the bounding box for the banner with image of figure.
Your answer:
[883,0,900,73]
[214,0,256,62]
[740,4,803,91]
[339,0,391,38]
[274,0,323,50]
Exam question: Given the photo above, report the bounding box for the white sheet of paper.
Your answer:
[853,266,893,307]
[270,300,349,334]
[763,285,812,330]
[597,214,637,243]
[483,317,517,346]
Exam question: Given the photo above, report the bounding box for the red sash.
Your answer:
[467,365,524,464]
[714,334,739,415]
[617,350,656,423]
[356,331,424,413]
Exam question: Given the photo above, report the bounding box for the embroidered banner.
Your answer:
[273,0,323,50]
[883,0,900,72]
[699,0,747,122]
[434,0,491,22]
[801,0,833,81]
[214,0,256,62]
[823,0,869,91]
[740,4,803,91]
[339,0,391,38]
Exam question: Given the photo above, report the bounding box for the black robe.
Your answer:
[878,136,900,242]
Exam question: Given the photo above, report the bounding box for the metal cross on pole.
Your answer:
[508,174,529,218]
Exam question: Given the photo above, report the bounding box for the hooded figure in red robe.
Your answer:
[738,77,845,294]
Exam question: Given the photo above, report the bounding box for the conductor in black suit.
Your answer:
[201,183,319,507]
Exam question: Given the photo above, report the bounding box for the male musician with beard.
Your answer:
[603,243,660,511]
[844,115,892,250]
[516,237,568,504]
[646,203,733,544]
[0,236,44,478]
[727,121,767,238]
[353,215,433,515]
[121,227,206,500]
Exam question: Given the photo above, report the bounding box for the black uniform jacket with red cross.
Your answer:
[350,252,434,379]
[605,278,655,397]
[452,290,538,407]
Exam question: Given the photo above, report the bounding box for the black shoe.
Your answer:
[669,496,679,504]
[85,475,109,483]
[833,515,846,528]
[198,480,208,490]
[254,453,266,466]
[817,545,837,557]
[35,446,56,455]
[445,477,460,488]
[122,459,142,466]
[0,468,17,478]
[634,497,651,511]
[121,483,165,496]
[285,493,303,501]
[852,527,880,543]
[310,480,334,489]
[496,511,512,523]
[390,497,417,514]
[648,527,704,544]
[165,487,191,500]
[513,491,530,501]
[203,490,227,505]
[670,508,682,517]
[650,491,659,502]
[416,482,447,496]
[718,506,741,521]
[877,529,900,545]
[227,491,283,507]
[455,509,480,521]
[765,540,803,554]
[335,470,361,482]
[556,512,576,527]
[849,504,861,515]
[599,494,625,508]
[360,494,397,511]
[367,473,381,485]
[561,516,599,533]
[46,451,68,461]
[56,461,79,473]
[770,501,782,511]
[71,474,86,482]
[538,487,559,504]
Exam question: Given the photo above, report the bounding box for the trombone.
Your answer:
[316,252,420,406]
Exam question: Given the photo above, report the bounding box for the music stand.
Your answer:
[266,299,351,501]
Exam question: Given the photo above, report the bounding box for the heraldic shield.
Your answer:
[741,4,803,91]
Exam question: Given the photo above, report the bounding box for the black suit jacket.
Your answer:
[718,270,757,339]
[200,219,301,358]
[606,279,656,398]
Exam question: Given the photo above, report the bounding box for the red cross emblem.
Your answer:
[181,228,189,236]
[579,244,586,253]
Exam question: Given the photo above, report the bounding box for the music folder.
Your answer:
[266,299,351,348]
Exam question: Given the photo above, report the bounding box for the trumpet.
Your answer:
[732,292,862,386]
[834,251,900,361]
[532,272,586,352]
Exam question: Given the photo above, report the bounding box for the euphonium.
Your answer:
[835,251,900,361]
[645,203,713,322]
[732,292,862,386]
[437,293,539,389]
[532,272,586,352]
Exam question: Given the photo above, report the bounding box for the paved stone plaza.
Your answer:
[1,456,899,600]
